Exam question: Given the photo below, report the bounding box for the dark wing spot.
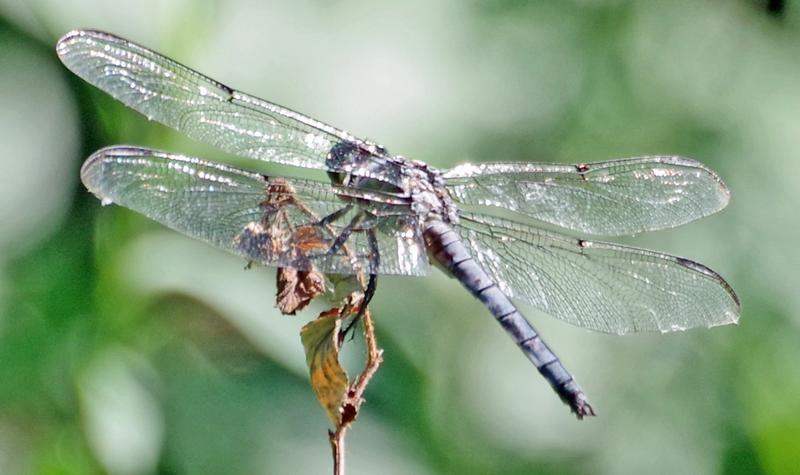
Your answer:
[675,256,711,275]
[220,83,235,102]
[575,163,589,181]
[675,256,741,308]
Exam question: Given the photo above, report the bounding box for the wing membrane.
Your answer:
[454,211,740,334]
[444,156,730,236]
[57,29,404,185]
[80,146,428,276]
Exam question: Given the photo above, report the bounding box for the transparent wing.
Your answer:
[80,146,428,276]
[454,211,740,334]
[57,29,404,185]
[444,156,730,236]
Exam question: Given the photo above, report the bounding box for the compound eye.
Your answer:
[326,141,359,168]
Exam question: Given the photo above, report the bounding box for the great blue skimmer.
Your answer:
[57,29,740,418]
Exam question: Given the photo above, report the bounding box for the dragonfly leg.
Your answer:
[302,207,363,261]
[316,204,353,227]
[356,227,380,314]
[322,211,380,260]
[342,227,380,340]
[309,208,381,340]
[362,226,380,309]
[323,212,364,258]
[302,206,351,257]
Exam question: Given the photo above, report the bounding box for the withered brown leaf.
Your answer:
[300,309,349,425]
[276,266,326,315]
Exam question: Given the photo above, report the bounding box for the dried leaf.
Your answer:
[233,177,332,267]
[301,310,348,425]
[276,266,325,315]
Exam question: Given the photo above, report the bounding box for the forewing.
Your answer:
[80,146,428,276]
[454,212,740,334]
[57,30,403,185]
[444,156,730,236]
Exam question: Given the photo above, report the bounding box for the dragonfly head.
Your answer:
[326,140,404,193]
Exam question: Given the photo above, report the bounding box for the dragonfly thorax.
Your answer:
[403,159,459,224]
[327,140,458,223]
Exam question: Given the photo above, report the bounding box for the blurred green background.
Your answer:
[1,1,799,474]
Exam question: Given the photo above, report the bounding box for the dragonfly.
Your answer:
[57,29,740,418]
